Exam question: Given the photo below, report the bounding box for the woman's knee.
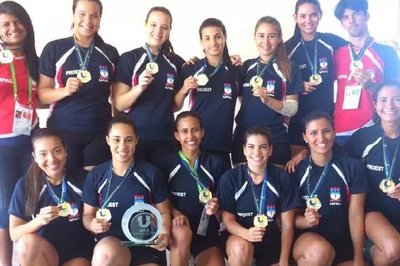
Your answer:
[92,237,130,265]
[226,236,253,260]
[171,225,193,247]
[301,240,335,265]
[16,234,45,260]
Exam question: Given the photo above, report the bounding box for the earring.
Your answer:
[65,153,68,156]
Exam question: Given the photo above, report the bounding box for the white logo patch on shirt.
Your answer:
[171,191,186,197]
[366,164,384,172]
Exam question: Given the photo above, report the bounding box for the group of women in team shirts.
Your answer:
[1,0,400,265]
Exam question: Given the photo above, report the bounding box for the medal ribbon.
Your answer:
[100,161,135,209]
[301,35,318,76]
[144,43,160,63]
[73,36,95,71]
[382,136,399,181]
[9,61,33,106]
[45,175,67,204]
[306,156,332,199]
[256,55,275,78]
[247,165,268,216]
[178,151,207,194]
[349,37,371,64]
[198,59,223,78]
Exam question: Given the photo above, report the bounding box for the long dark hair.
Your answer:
[254,16,292,82]
[72,0,106,49]
[372,80,400,124]
[0,1,38,81]
[293,0,322,39]
[25,128,66,216]
[199,18,238,82]
[145,6,175,58]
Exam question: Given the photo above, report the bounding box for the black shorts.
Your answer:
[129,246,166,266]
[232,139,291,165]
[135,139,175,166]
[220,231,280,266]
[332,241,354,265]
[58,129,110,168]
[54,240,94,265]
[191,234,222,258]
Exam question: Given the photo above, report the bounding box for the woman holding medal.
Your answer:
[285,0,347,152]
[38,0,119,171]
[175,18,238,169]
[8,128,94,266]
[114,6,185,166]
[159,111,227,266]
[291,111,367,266]
[345,81,400,265]
[0,1,39,265]
[82,114,171,266]
[232,16,302,167]
[218,126,301,266]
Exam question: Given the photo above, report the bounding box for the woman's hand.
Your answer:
[387,183,400,201]
[245,226,266,242]
[285,149,308,173]
[172,214,190,227]
[150,233,169,251]
[35,206,59,226]
[89,217,111,234]
[205,198,219,216]
[302,81,317,95]
[304,207,320,227]
[63,77,81,96]
[137,70,153,89]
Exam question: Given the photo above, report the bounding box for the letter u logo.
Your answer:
[138,215,151,228]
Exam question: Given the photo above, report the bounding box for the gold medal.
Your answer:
[306,197,322,210]
[253,214,268,227]
[96,208,112,222]
[146,62,159,74]
[379,179,395,193]
[58,202,72,217]
[199,189,212,204]
[250,76,264,87]
[310,74,322,85]
[77,70,91,83]
[350,61,364,71]
[0,50,13,64]
[195,74,209,86]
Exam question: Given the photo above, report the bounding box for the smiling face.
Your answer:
[145,10,171,51]
[174,116,204,154]
[243,134,272,169]
[33,137,67,180]
[107,123,138,164]
[73,0,101,40]
[200,26,226,58]
[340,8,369,38]
[303,118,335,156]
[0,13,27,48]
[375,85,400,124]
[254,22,281,60]
[294,2,322,38]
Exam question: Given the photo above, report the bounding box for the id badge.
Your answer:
[342,84,362,110]
[197,206,210,236]
[12,101,33,136]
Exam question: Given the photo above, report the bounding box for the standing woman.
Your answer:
[175,18,238,169]
[0,1,39,265]
[345,81,400,265]
[159,111,227,266]
[8,128,94,266]
[286,0,347,153]
[292,111,367,266]
[38,0,119,171]
[218,126,301,266]
[82,114,171,266]
[114,6,185,165]
[233,16,302,167]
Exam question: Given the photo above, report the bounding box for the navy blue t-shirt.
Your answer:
[159,152,228,236]
[346,124,400,232]
[8,168,93,248]
[293,154,367,244]
[181,59,239,152]
[286,32,347,120]
[234,58,302,143]
[82,159,169,241]
[39,37,119,132]
[218,163,301,242]
[115,47,185,140]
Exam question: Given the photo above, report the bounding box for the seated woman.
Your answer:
[8,128,94,266]
[82,114,170,266]
[159,111,228,266]
[218,126,301,266]
[292,111,367,266]
[345,80,400,265]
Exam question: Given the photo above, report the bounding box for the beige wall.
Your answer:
[13,0,400,61]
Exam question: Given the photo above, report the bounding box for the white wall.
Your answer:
[12,0,400,61]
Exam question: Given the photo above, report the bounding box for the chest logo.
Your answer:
[319,57,328,72]
[223,83,232,99]
[266,204,276,220]
[329,187,342,206]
